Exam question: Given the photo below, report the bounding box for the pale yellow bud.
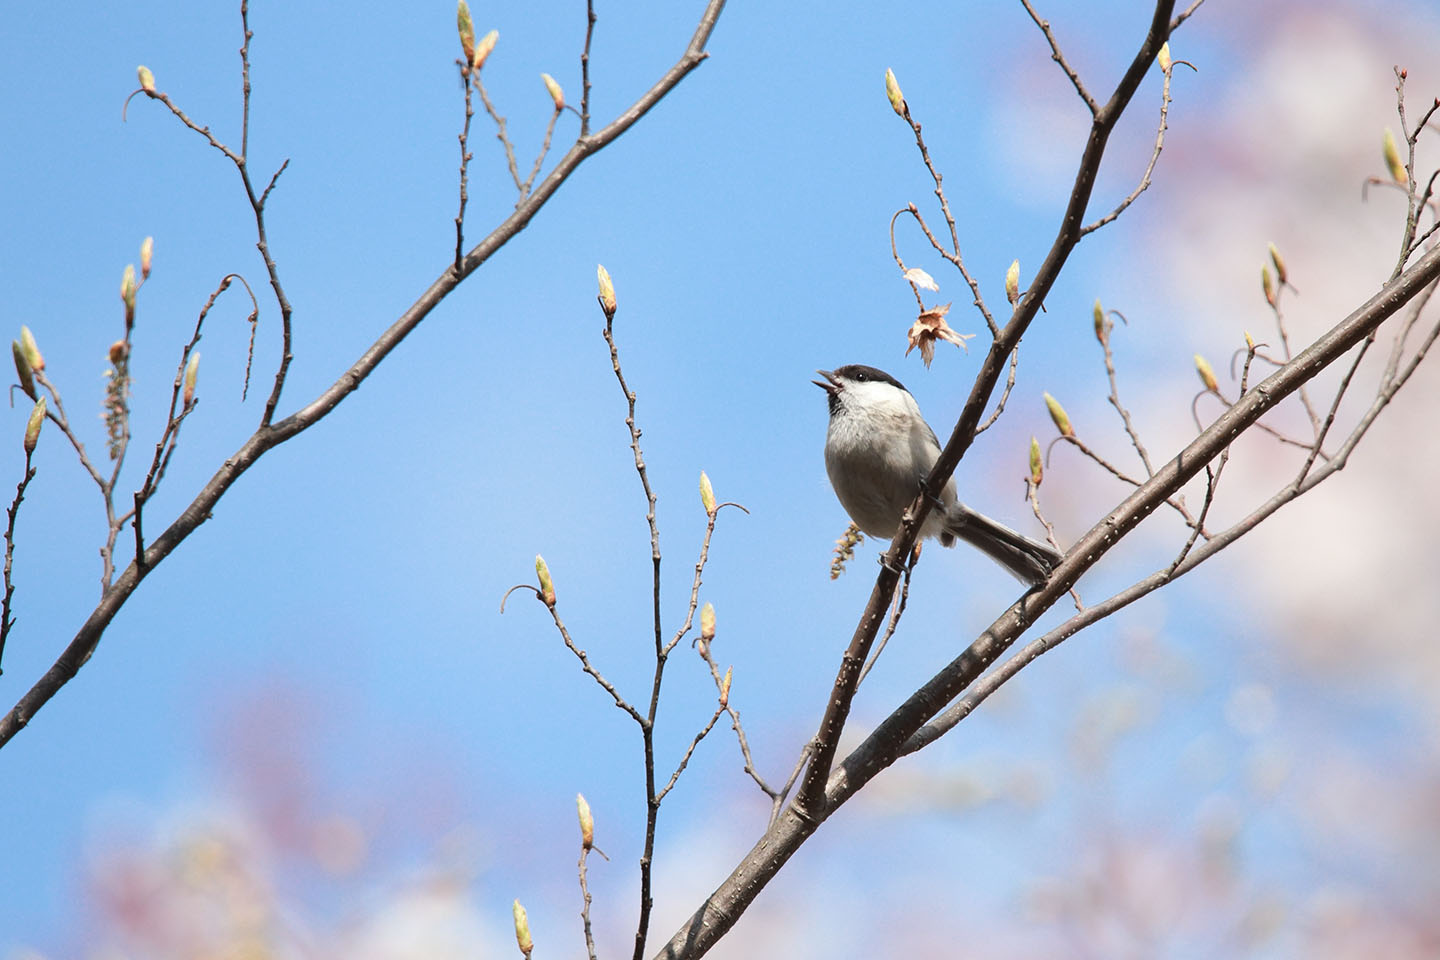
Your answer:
[1043,392,1073,438]
[512,900,533,956]
[183,351,200,408]
[1005,259,1020,305]
[23,397,45,455]
[541,73,565,110]
[720,666,732,707]
[700,602,715,642]
[699,471,716,515]
[535,554,555,607]
[1382,128,1407,185]
[596,264,616,316]
[12,342,35,401]
[1194,353,1218,391]
[1029,436,1042,486]
[20,326,44,372]
[120,264,137,314]
[576,792,594,849]
[472,29,497,72]
[1092,298,1105,343]
[1157,42,1172,73]
[137,66,156,94]
[1266,242,1287,286]
[140,236,154,279]
[1244,330,1255,351]
[884,68,905,117]
[1261,265,1276,307]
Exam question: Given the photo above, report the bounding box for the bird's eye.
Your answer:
[855,372,867,381]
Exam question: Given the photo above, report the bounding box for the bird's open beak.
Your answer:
[813,369,840,393]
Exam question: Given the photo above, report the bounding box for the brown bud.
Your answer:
[109,340,129,365]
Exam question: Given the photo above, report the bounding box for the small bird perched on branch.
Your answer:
[815,364,1062,585]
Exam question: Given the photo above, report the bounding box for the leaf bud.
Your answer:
[12,342,35,401]
[23,396,45,455]
[512,900,533,957]
[1194,353,1218,392]
[541,73,565,110]
[596,264,616,316]
[576,792,594,849]
[1043,392,1074,438]
[535,554,556,607]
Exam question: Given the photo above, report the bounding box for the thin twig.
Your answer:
[1096,309,1156,476]
[1026,479,1081,610]
[580,0,596,136]
[857,546,917,685]
[0,454,36,672]
[455,67,475,272]
[1020,0,1097,115]
[1080,54,1190,236]
[975,345,1019,434]
[578,845,599,960]
[520,107,564,201]
[475,78,524,195]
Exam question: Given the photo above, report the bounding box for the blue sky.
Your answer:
[3,1,1440,957]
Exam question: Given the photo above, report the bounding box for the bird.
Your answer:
[815,364,1062,585]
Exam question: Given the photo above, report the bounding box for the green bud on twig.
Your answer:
[24,397,45,455]
[1043,392,1073,437]
[884,68,905,117]
[535,554,555,607]
[1382,127,1407,185]
[12,342,35,401]
[699,471,716,516]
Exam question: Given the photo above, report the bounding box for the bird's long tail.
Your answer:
[942,504,1063,586]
